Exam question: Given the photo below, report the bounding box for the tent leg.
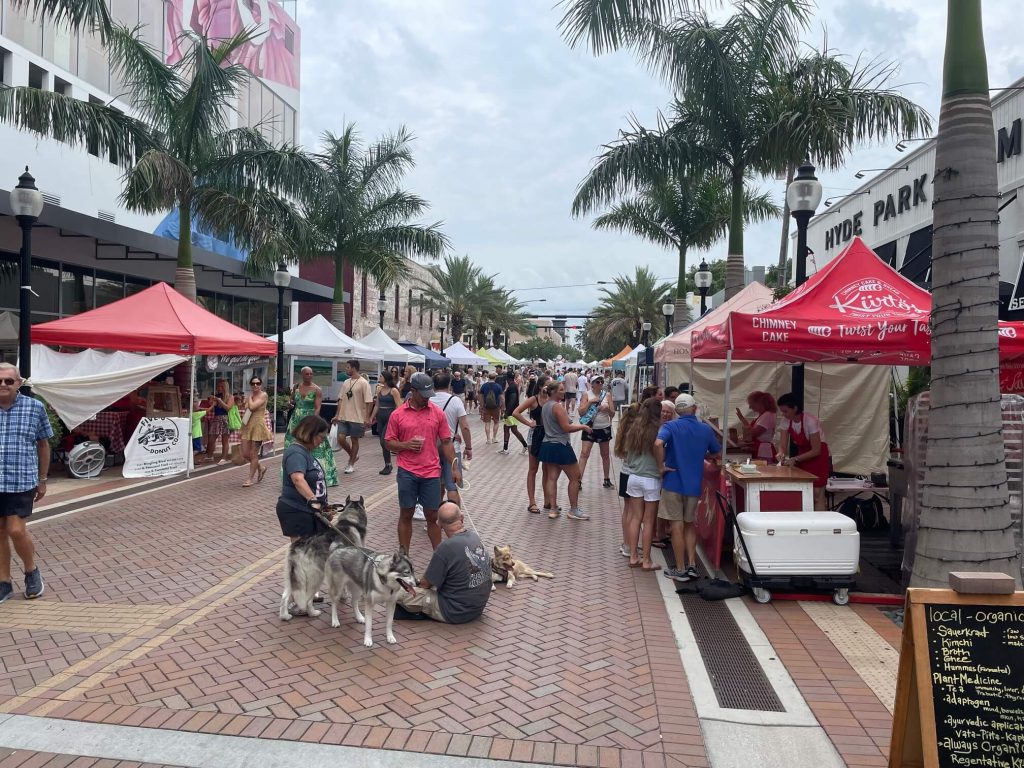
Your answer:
[721,351,732,445]
[187,356,196,478]
[689,356,695,397]
[273,356,278,441]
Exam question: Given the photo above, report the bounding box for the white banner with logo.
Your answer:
[123,417,193,478]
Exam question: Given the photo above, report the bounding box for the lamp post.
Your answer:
[11,167,44,393]
[694,259,712,317]
[438,317,447,350]
[486,328,493,348]
[662,302,675,336]
[377,288,386,329]
[641,321,652,366]
[785,160,823,402]
[273,261,291,415]
[500,331,507,353]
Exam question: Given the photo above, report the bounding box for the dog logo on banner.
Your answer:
[830,279,927,319]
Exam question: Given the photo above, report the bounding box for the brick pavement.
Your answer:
[0,419,708,767]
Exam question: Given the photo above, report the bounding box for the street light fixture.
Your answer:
[785,159,823,403]
[694,259,713,317]
[272,262,291,407]
[641,321,652,366]
[11,167,44,392]
[486,328,493,347]
[377,288,387,329]
[662,302,675,336]
[438,317,447,350]
[854,164,907,179]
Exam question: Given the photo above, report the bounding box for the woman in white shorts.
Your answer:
[615,397,664,570]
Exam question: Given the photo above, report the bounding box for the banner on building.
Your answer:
[123,417,193,478]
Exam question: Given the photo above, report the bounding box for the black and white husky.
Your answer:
[279,496,368,621]
[325,546,417,647]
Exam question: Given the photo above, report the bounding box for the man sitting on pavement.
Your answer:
[395,502,491,623]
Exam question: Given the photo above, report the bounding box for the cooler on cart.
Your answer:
[732,510,860,605]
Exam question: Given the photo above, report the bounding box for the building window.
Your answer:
[430,309,434,329]
[284,25,295,53]
[394,284,400,322]
[87,95,103,156]
[361,271,367,316]
[407,288,412,324]
[419,296,423,327]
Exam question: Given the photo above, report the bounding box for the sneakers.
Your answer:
[602,478,613,489]
[413,504,426,521]
[685,565,699,580]
[664,568,691,582]
[344,464,355,474]
[24,568,44,599]
[520,446,529,455]
[0,582,11,604]
[379,465,392,475]
[618,545,630,557]
[567,508,590,520]
[498,448,509,455]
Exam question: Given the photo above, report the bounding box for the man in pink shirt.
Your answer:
[385,373,461,552]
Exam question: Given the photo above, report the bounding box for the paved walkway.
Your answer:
[0,416,903,767]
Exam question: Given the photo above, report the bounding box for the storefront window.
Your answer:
[0,254,16,311]
[60,267,93,314]
[125,277,149,296]
[94,273,125,307]
[32,263,59,314]
[215,295,231,321]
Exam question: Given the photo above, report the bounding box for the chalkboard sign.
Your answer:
[890,589,1024,767]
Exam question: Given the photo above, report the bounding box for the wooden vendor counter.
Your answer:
[696,463,817,570]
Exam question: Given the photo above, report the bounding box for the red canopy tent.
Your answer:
[32,282,277,355]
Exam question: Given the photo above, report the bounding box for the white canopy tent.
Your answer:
[0,311,16,345]
[487,347,518,364]
[444,342,487,366]
[267,314,378,359]
[27,345,187,429]
[361,327,425,365]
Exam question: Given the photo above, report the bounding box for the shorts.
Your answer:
[659,490,698,523]
[397,467,441,510]
[480,407,500,422]
[538,442,577,466]
[529,427,545,458]
[613,399,626,411]
[276,499,328,538]
[208,414,229,437]
[440,449,463,492]
[192,437,203,451]
[336,420,365,438]
[564,390,576,400]
[0,490,35,519]
[618,470,630,498]
[466,392,476,403]
[626,474,662,502]
[582,426,612,443]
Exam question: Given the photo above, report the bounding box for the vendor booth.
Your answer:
[444,342,487,367]
[267,314,379,399]
[475,347,501,366]
[359,327,425,367]
[399,341,449,369]
[488,347,519,365]
[601,345,632,369]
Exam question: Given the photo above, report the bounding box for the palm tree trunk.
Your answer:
[776,163,795,288]
[174,201,197,302]
[331,247,346,330]
[724,171,745,300]
[674,243,689,333]
[914,0,1021,587]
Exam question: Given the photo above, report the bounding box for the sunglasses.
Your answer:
[0,378,18,385]
[251,381,262,386]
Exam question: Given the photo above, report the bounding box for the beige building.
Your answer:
[349,261,439,347]
[509,318,563,348]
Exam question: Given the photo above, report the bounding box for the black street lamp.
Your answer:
[378,287,387,329]
[662,302,674,336]
[641,321,652,364]
[11,167,44,393]
[785,160,823,402]
[273,261,291,409]
[500,331,507,352]
[486,328,493,349]
[695,259,712,317]
[438,317,447,350]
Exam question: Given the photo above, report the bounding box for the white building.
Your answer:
[798,74,1024,319]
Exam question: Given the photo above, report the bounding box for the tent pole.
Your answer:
[187,355,196,478]
[689,355,695,398]
[273,356,278,442]
[721,351,732,446]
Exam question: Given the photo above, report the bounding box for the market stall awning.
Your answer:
[32,282,277,355]
[359,327,425,365]
[267,314,378,359]
[398,341,450,369]
[488,347,519,364]
[444,342,487,366]
[476,347,501,364]
[601,345,633,368]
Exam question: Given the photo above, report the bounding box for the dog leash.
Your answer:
[311,505,379,565]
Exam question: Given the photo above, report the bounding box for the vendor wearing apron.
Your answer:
[735,391,777,462]
[776,392,830,510]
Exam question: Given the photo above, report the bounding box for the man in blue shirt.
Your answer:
[654,393,720,582]
[0,363,52,601]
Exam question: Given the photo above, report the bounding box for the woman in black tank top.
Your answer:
[513,375,552,513]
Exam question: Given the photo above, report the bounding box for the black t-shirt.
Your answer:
[280,444,326,512]
[451,378,466,394]
[504,383,520,417]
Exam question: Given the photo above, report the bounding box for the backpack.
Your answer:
[839,495,887,531]
[484,386,498,410]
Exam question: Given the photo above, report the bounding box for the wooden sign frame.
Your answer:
[890,587,1024,767]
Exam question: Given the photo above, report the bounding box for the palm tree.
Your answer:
[560,0,929,299]
[414,255,489,344]
[589,266,673,344]
[0,3,319,300]
[574,169,777,331]
[913,1,1020,587]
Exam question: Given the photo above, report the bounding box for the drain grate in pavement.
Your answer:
[667,553,784,711]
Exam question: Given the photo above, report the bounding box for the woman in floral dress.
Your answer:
[284,366,338,486]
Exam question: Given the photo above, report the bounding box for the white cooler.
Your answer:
[733,511,860,604]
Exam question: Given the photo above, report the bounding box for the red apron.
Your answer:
[788,421,830,487]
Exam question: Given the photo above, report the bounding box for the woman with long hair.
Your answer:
[239,375,272,487]
[736,391,778,461]
[369,370,402,475]
[777,392,831,510]
[284,367,338,486]
[500,373,529,455]
[398,365,417,401]
[538,381,592,520]
[615,397,664,570]
[613,401,641,557]
[514,374,551,513]
[205,379,234,464]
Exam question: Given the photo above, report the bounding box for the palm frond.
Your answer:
[556,0,694,53]
[120,150,191,213]
[106,23,182,129]
[12,0,113,40]
[204,141,326,205]
[592,200,678,249]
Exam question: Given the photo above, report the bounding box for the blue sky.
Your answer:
[296,0,1024,321]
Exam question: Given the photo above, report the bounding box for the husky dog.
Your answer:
[325,546,417,647]
[491,544,554,589]
[279,496,368,621]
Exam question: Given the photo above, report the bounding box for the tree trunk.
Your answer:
[174,201,197,302]
[914,0,1021,587]
[776,163,795,288]
[724,171,745,300]
[331,248,345,330]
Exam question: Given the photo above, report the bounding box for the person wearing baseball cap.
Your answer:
[654,392,720,582]
[384,372,460,554]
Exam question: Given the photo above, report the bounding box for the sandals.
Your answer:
[548,509,560,519]
[527,505,541,514]
[257,466,267,483]
[242,480,254,487]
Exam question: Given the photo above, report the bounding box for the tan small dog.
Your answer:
[491,544,554,589]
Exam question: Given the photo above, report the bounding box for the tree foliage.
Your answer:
[585,266,673,358]
[510,337,582,363]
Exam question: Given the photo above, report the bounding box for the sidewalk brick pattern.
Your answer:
[0,422,708,767]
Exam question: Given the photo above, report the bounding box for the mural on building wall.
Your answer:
[165,0,300,89]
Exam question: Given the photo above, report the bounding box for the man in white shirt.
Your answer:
[430,371,473,506]
[562,369,578,415]
[577,371,589,409]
